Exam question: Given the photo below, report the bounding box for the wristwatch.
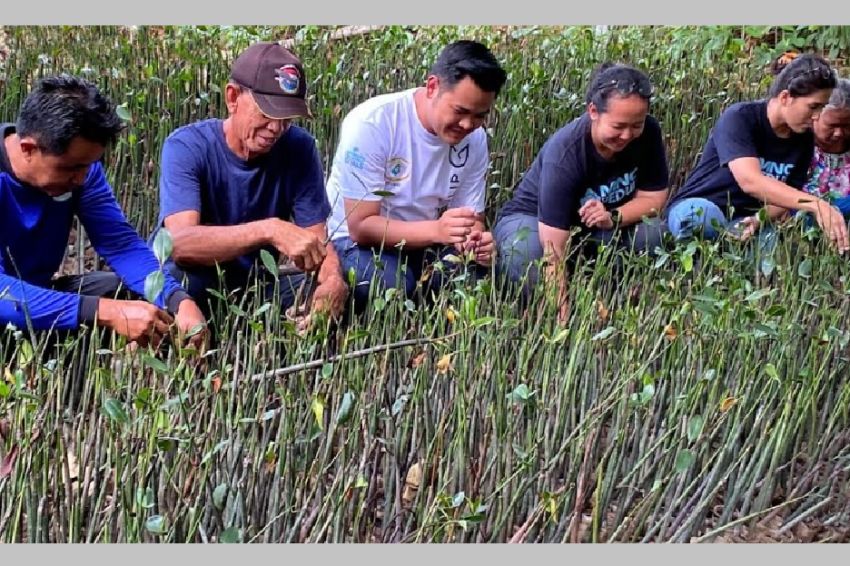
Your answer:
[610,208,622,226]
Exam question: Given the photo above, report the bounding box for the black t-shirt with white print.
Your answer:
[669,99,814,217]
[498,113,669,230]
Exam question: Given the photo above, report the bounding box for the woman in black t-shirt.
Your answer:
[493,63,669,321]
[666,53,848,253]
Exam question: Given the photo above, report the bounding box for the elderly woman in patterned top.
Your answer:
[804,77,850,217]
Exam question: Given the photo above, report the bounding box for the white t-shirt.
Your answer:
[325,87,489,243]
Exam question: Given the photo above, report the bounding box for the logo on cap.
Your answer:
[275,64,301,95]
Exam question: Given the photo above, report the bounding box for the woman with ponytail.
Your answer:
[665,53,847,253]
[493,62,669,321]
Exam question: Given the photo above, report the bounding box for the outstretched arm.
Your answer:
[729,157,848,252]
[538,222,573,325]
[301,222,348,319]
[77,163,189,312]
[77,164,207,345]
[1,261,177,348]
[0,265,86,331]
[164,211,325,273]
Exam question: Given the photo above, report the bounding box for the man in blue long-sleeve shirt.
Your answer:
[0,74,206,347]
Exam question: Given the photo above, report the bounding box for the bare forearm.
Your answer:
[352,216,441,248]
[544,258,570,311]
[740,176,822,213]
[764,204,791,221]
[545,260,566,288]
[615,193,666,226]
[171,220,273,266]
[540,229,570,309]
[317,242,343,283]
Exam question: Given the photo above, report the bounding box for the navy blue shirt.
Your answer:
[498,113,669,230]
[670,100,814,217]
[155,119,331,276]
[0,124,185,331]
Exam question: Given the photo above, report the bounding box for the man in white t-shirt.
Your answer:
[325,40,507,312]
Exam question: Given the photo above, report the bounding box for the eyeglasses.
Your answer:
[597,78,653,98]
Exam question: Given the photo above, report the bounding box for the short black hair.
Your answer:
[429,40,507,95]
[16,74,125,155]
[586,62,653,113]
[768,53,836,98]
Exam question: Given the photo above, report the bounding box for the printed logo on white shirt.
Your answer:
[386,157,411,184]
[325,88,489,242]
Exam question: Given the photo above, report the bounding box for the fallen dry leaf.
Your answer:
[664,323,678,341]
[67,450,80,481]
[0,443,19,478]
[791,521,816,542]
[402,462,423,508]
[446,307,456,324]
[407,349,427,369]
[419,264,434,284]
[596,299,609,323]
[436,353,454,375]
[720,396,738,413]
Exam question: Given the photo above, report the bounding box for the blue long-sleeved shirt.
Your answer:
[0,123,188,331]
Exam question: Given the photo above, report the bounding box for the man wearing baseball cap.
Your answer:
[230,41,313,120]
[152,41,347,324]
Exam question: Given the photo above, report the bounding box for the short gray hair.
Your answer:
[826,78,850,111]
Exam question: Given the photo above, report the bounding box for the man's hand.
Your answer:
[97,298,173,348]
[455,229,495,266]
[437,207,477,245]
[269,219,327,272]
[173,298,208,350]
[579,199,614,229]
[311,274,349,320]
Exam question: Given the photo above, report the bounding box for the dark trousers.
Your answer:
[51,271,126,298]
[162,261,307,321]
[30,272,129,410]
[333,236,490,315]
[492,212,666,297]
